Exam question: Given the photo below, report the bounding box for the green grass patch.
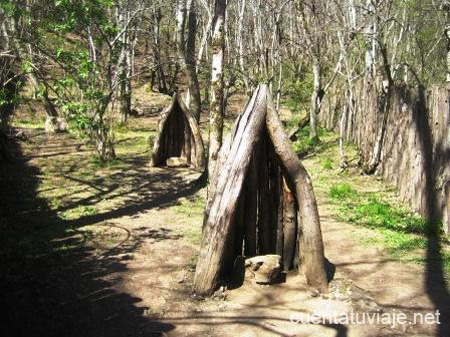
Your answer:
[321,157,334,170]
[346,197,428,234]
[12,117,45,129]
[329,183,449,277]
[58,205,97,220]
[330,183,358,200]
[288,123,335,156]
[173,195,205,217]
[173,195,205,245]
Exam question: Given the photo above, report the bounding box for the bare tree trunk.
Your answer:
[8,14,60,131]
[364,0,377,77]
[445,5,450,83]
[151,8,168,93]
[339,98,349,168]
[176,0,202,121]
[196,1,213,67]
[310,59,321,141]
[117,3,132,123]
[207,0,227,176]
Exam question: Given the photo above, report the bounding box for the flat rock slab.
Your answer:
[166,157,188,167]
[245,254,281,284]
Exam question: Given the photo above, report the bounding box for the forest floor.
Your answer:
[1,94,449,337]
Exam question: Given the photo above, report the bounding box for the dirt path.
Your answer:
[1,124,448,337]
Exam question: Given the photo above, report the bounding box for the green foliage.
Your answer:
[283,67,313,114]
[6,0,125,161]
[329,182,450,273]
[320,157,334,170]
[90,156,122,168]
[330,183,358,200]
[290,124,332,156]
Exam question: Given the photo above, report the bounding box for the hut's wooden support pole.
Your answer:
[243,153,258,257]
[150,96,176,167]
[193,85,268,296]
[282,177,297,271]
[177,96,205,169]
[266,97,328,293]
[257,133,272,254]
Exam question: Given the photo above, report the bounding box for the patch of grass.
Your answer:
[187,253,198,272]
[173,195,205,216]
[330,183,358,200]
[90,156,124,168]
[12,117,45,129]
[329,182,450,276]
[58,205,97,220]
[289,124,335,156]
[172,195,204,245]
[331,183,427,235]
[382,230,427,254]
[321,157,334,170]
[347,197,428,234]
[114,119,155,157]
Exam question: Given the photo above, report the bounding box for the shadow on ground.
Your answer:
[0,132,198,337]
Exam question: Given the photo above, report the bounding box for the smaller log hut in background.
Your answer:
[194,85,328,296]
[150,93,205,169]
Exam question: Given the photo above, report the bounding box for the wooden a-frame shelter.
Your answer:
[193,85,328,296]
[150,93,205,169]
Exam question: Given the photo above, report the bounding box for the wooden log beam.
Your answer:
[282,176,297,271]
[243,152,258,257]
[257,132,272,254]
[177,95,206,169]
[150,94,176,167]
[266,96,328,293]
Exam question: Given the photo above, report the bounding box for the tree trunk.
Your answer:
[207,0,227,176]
[186,0,202,120]
[310,59,321,141]
[364,0,376,77]
[176,0,202,121]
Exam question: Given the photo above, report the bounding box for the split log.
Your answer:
[266,97,328,293]
[150,93,205,169]
[282,177,297,271]
[243,152,258,257]
[193,85,268,296]
[257,131,272,254]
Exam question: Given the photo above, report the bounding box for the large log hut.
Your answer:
[194,85,328,296]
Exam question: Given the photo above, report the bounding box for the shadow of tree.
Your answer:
[0,133,188,337]
[414,88,450,337]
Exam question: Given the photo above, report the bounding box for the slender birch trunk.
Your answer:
[207,0,227,176]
